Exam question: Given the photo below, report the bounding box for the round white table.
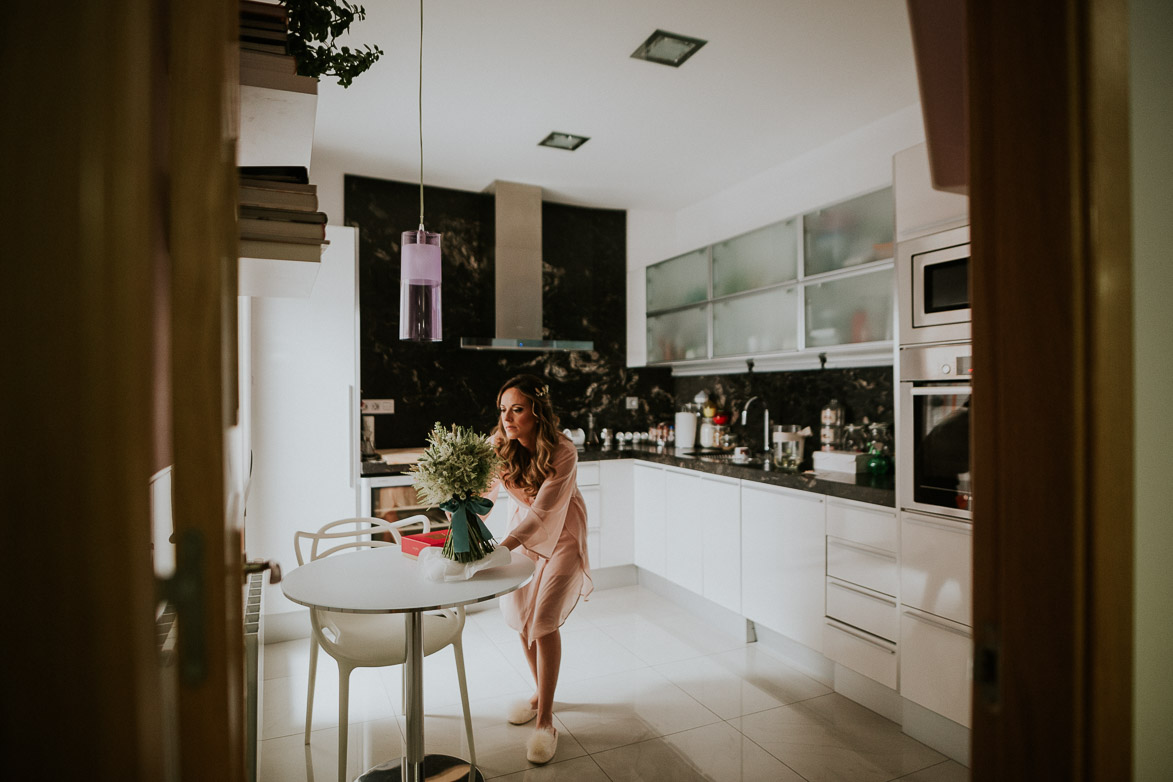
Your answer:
[281,546,534,782]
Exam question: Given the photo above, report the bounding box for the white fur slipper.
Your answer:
[507,699,537,725]
[525,727,558,764]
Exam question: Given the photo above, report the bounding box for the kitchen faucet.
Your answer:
[740,396,771,453]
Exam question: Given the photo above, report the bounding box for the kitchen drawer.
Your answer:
[826,498,897,552]
[901,511,972,626]
[577,462,600,486]
[827,536,899,596]
[900,607,973,727]
[823,618,897,689]
[826,577,898,642]
[580,484,601,533]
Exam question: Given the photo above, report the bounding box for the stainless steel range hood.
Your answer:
[459,181,594,351]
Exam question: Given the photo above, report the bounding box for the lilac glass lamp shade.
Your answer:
[399,228,442,341]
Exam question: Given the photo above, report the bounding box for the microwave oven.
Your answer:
[897,225,971,346]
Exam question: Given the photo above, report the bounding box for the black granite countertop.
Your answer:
[579,444,896,508]
[362,444,895,508]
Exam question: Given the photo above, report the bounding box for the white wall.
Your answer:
[625,103,924,366]
[1131,0,1173,777]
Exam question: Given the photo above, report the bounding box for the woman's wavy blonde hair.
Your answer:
[492,374,562,498]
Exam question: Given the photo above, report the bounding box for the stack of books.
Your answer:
[239,1,316,94]
[238,166,328,262]
[240,0,288,56]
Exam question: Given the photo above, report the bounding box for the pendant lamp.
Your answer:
[399,0,442,342]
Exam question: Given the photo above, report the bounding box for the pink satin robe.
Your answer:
[486,436,592,647]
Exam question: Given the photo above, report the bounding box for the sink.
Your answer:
[690,451,768,468]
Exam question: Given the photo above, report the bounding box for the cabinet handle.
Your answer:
[827,536,897,560]
[902,608,971,637]
[826,619,896,653]
[910,385,972,397]
[903,514,972,536]
[827,577,896,607]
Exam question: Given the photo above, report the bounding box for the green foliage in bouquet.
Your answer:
[411,423,503,563]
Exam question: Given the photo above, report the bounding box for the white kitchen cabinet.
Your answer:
[665,469,706,595]
[598,460,634,567]
[900,607,973,727]
[826,536,899,596]
[700,474,741,612]
[632,462,667,577]
[823,618,897,689]
[826,577,898,641]
[246,226,360,617]
[580,483,601,568]
[823,497,899,682]
[894,142,969,243]
[740,483,825,652]
[900,510,972,626]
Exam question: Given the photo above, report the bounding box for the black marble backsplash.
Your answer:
[345,174,675,447]
[671,366,894,465]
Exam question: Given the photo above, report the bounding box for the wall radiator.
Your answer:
[244,570,265,782]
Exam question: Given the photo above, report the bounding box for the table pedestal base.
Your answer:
[356,754,483,782]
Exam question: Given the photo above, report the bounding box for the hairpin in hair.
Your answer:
[533,384,549,398]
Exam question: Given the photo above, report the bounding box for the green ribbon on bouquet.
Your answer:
[439,495,497,562]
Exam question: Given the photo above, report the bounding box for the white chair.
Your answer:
[295,515,476,782]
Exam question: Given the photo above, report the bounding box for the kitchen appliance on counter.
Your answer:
[897,224,970,346]
[360,398,395,462]
[899,342,972,520]
[819,399,846,451]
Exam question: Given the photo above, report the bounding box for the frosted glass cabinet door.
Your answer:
[647,304,708,363]
[646,248,709,312]
[712,219,798,297]
[803,188,895,276]
[713,286,798,357]
[804,267,894,347]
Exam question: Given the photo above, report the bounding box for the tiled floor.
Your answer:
[260,584,968,781]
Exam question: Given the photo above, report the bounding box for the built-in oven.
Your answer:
[899,343,972,521]
[897,224,970,346]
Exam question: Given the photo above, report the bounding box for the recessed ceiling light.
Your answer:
[630,29,707,67]
[538,132,590,151]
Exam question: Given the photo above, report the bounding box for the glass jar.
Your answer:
[842,424,868,453]
[771,424,807,473]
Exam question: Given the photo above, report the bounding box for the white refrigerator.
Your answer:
[241,225,361,639]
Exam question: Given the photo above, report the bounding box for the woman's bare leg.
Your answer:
[520,634,539,710]
[534,629,561,732]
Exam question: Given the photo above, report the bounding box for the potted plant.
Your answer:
[282,0,383,88]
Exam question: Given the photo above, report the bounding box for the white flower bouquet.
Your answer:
[411,422,502,563]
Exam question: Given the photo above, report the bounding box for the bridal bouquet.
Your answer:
[411,422,502,563]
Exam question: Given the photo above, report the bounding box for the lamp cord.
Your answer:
[417,0,425,229]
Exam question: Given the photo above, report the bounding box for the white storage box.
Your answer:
[813,450,870,473]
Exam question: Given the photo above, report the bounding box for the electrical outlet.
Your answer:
[625,396,639,410]
[361,399,395,414]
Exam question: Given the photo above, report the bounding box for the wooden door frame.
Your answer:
[968,0,1133,779]
[4,0,243,779]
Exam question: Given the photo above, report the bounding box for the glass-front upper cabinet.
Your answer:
[804,267,894,347]
[647,304,708,363]
[712,218,797,297]
[803,188,894,276]
[713,286,798,357]
[646,248,708,312]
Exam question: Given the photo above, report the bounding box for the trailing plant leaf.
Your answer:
[282,0,383,88]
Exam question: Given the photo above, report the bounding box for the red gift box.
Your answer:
[401,529,448,559]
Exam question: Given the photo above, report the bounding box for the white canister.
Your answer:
[698,417,716,448]
[674,411,698,450]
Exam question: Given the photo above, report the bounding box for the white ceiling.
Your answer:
[311,0,922,212]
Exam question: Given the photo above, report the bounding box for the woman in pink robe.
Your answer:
[487,374,592,764]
